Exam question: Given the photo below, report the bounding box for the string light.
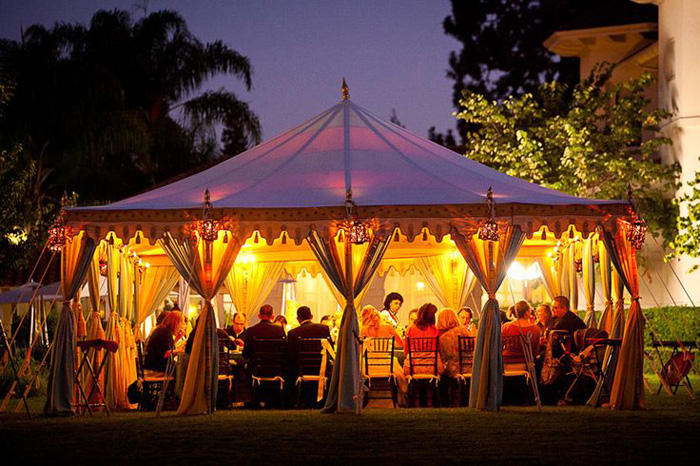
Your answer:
[477,187,499,242]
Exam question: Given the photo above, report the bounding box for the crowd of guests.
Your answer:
[140,290,589,409]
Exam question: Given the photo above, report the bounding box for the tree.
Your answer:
[455,65,680,240]
[0,68,54,275]
[442,0,656,141]
[667,169,700,272]
[0,9,261,206]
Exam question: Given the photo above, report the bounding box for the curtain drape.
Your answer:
[558,245,570,300]
[118,253,133,321]
[224,261,285,321]
[44,232,96,416]
[178,278,190,317]
[601,225,645,410]
[106,242,119,320]
[87,249,101,314]
[534,256,559,300]
[413,255,478,310]
[597,242,614,333]
[583,237,597,327]
[568,242,579,310]
[306,229,392,414]
[103,313,129,410]
[453,226,526,411]
[134,266,179,325]
[159,232,241,415]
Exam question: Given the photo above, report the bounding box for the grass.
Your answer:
[2,377,699,465]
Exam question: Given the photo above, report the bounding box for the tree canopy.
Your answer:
[0,9,261,281]
[0,9,261,205]
[455,65,679,241]
[442,0,656,141]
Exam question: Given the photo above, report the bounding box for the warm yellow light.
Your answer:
[238,252,256,265]
[507,262,542,281]
[416,281,425,290]
[144,262,150,269]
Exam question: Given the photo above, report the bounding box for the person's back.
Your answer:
[404,303,442,376]
[551,310,586,334]
[242,305,286,361]
[144,326,173,372]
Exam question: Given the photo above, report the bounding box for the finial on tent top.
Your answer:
[342,78,350,100]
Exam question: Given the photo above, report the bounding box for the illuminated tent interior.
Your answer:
[47,84,645,416]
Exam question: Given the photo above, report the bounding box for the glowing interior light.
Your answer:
[416,281,425,290]
[507,262,542,281]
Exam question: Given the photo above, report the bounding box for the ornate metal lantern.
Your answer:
[477,187,499,242]
[47,211,67,252]
[345,190,369,245]
[626,185,647,250]
[197,189,220,242]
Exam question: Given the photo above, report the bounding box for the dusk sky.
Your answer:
[0,0,461,141]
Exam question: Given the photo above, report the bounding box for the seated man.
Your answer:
[550,296,587,339]
[242,304,286,361]
[288,306,332,368]
[225,312,247,349]
[287,306,332,407]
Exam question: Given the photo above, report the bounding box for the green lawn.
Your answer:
[2,379,699,465]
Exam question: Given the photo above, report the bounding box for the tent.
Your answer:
[53,85,643,415]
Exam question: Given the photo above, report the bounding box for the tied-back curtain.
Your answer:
[134,266,179,325]
[118,253,133,320]
[610,269,626,340]
[568,242,579,311]
[178,278,191,317]
[87,249,102,314]
[583,237,597,327]
[534,256,559,300]
[104,313,129,410]
[413,255,478,310]
[597,242,614,333]
[453,225,526,411]
[601,226,644,410]
[158,232,241,415]
[106,243,120,320]
[45,232,97,416]
[558,246,570,300]
[306,229,393,414]
[224,261,285,320]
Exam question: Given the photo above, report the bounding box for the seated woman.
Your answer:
[501,300,541,359]
[437,308,473,406]
[404,303,443,376]
[457,307,478,337]
[360,305,407,406]
[144,310,183,374]
[437,308,473,378]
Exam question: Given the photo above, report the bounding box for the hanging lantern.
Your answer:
[47,211,67,252]
[99,259,108,276]
[477,187,499,242]
[626,184,647,250]
[196,189,220,243]
[574,258,583,273]
[626,218,647,250]
[344,189,370,245]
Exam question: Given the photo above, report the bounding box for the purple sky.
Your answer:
[0,0,461,141]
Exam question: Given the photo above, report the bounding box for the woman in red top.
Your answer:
[501,301,541,357]
[404,303,443,376]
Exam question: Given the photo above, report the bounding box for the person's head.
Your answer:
[408,308,419,324]
[156,310,170,326]
[361,305,380,330]
[552,296,570,318]
[274,315,288,327]
[436,308,460,333]
[296,306,312,324]
[457,307,473,326]
[232,312,247,334]
[259,304,274,321]
[507,305,516,320]
[161,311,183,334]
[536,304,553,326]
[383,292,404,313]
[415,303,438,330]
[320,315,332,327]
[171,302,180,312]
[513,300,532,319]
